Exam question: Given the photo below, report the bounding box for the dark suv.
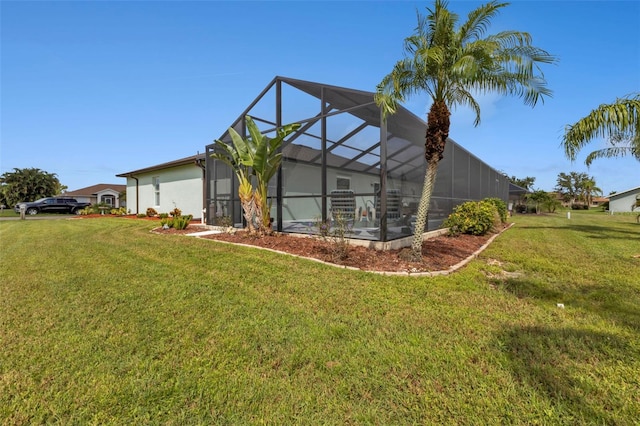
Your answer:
[14,197,91,215]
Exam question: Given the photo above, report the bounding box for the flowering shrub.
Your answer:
[146,207,158,217]
[110,207,127,215]
[443,200,500,236]
[313,217,331,239]
[484,197,508,223]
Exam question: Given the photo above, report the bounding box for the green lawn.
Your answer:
[1,213,638,424]
[0,208,18,217]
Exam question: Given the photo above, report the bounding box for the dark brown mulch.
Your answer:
[154,224,505,274]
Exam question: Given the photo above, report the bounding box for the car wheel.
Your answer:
[26,208,38,215]
[72,207,83,215]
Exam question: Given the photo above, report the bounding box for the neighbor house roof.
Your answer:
[609,186,640,200]
[65,184,126,197]
[116,154,205,177]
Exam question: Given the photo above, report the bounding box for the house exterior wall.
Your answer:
[125,165,203,217]
[609,187,640,212]
[280,162,381,221]
[73,195,93,205]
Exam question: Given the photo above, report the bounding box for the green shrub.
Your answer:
[137,213,147,218]
[159,213,169,219]
[484,197,508,223]
[110,207,127,215]
[443,200,500,236]
[542,198,562,213]
[146,207,158,217]
[171,215,193,230]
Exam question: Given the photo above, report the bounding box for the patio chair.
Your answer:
[330,190,356,222]
[375,189,402,223]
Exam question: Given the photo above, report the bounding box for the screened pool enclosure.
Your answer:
[205,77,509,242]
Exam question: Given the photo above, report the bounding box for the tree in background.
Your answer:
[581,177,602,208]
[525,190,559,214]
[509,176,535,191]
[0,168,64,208]
[562,94,640,166]
[554,172,602,208]
[555,171,587,205]
[375,0,556,260]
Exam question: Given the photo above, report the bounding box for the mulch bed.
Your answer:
[78,214,506,274]
[155,224,505,274]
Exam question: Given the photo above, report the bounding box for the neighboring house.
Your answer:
[64,184,126,208]
[609,186,640,212]
[116,154,205,218]
[591,196,609,207]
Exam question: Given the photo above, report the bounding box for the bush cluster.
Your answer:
[443,199,502,236]
[483,197,508,223]
[146,207,158,217]
[160,215,193,230]
[110,207,127,215]
[571,204,589,210]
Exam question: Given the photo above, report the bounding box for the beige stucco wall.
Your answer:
[124,165,204,218]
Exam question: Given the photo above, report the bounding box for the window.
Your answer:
[153,176,160,206]
[336,176,351,190]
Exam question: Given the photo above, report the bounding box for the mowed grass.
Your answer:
[1,213,638,424]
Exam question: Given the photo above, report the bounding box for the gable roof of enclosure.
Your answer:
[212,76,428,181]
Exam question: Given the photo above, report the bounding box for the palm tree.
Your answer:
[562,94,640,166]
[581,177,602,208]
[555,171,588,206]
[211,116,300,234]
[375,0,556,260]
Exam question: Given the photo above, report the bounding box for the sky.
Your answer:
[2,0,639,195]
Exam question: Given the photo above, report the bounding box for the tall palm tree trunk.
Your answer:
[408,99,450,260]
[409,156,440,260]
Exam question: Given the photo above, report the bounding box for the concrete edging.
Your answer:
[186,223,514,277]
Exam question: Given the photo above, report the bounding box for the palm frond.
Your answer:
[563,94,640,161]
[585,146,637,166]
[458,1,508,43]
